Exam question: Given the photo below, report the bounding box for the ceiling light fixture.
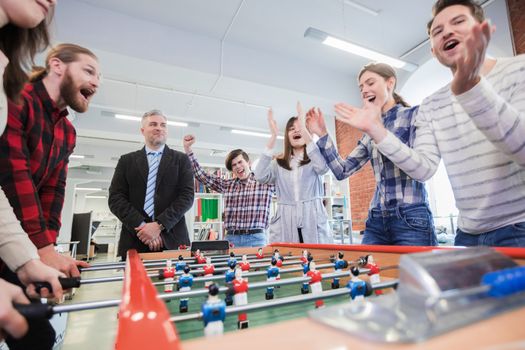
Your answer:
[85,195,107,199]
[115,114,188,127]
[76,187,103,191]
[304,27,418,72]
[231,129,284,140]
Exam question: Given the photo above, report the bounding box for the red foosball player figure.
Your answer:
[178,265,194,313]
[203,257,215,287]
[163,259,176,293]
[256,248,264,259]
[232,268,249,329]
[300,249,309,264]
[178,244,188,250]
[239,254,251,272]
[194,249,207,264]
[273,249,284,267]
[307,261,324,308]
[363,255,382,295]
[202,283,226,337]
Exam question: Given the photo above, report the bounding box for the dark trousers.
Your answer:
[0,265,56,350]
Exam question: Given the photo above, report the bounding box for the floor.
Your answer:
[59,254,122,350]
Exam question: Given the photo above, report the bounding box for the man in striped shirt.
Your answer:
[334,0,525,247]
[184,135,274,247]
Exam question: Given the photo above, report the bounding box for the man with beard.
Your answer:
[0,43,98,280]
[109,110,194,258]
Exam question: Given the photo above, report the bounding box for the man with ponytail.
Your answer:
[0,43,99,283]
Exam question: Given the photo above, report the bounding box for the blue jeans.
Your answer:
[455,222,525,247]
[226,232,267,247]
[362,203,437,246]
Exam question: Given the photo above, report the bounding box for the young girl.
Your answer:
[307,62,437,246]
[254,104,332,244]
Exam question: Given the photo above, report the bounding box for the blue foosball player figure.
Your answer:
[175,255,187,272]
[266,257,280,300]
[202,283,226,337]
[228,251,237,267]
[224,260,237,306]
[301,253,313,294]
[178,265,194,313]
[346,266,371,302]
[332,252,349,289]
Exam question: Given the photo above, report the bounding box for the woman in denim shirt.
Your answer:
[307,62,437,246]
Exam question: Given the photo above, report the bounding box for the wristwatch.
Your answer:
[157,221,165,231]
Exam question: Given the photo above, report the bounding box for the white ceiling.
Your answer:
[47,0,511,192]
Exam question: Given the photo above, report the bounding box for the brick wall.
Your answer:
[507,0,525,54]
[335,121,375,231]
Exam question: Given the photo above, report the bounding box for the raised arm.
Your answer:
[183,134,227,193]
[254,108,278,184]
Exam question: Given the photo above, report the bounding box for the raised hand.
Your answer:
[334,101,386,142]
[266,108,278,150]
[306,107,328,137]
[451,20,494,95]
[183,134,196,154]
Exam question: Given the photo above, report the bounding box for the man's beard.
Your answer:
[60,71,89,113]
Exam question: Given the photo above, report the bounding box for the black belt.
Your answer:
[227,229,264,235]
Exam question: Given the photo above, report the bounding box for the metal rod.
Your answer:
[169,280,399,323]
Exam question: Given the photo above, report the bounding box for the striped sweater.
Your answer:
[376,55,525,234]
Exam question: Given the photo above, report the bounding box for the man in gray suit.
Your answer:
[109,109,194,258]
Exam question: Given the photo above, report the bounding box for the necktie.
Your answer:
[144,152,160,219]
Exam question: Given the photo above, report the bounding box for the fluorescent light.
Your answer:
[85,195,107,199]
[76,187,103,191]
[304,27,418,72]
[70,154,85,159]
[231,129,285,140]
[115,114,188,127]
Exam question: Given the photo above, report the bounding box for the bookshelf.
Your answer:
[322,174,352,244]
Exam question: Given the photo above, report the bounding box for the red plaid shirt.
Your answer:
[0,80,75,248]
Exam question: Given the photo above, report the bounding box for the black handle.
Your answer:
[14,303,54,320]
[34,277,81,293]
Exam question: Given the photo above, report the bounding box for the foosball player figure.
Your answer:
[202,283,226,337]
[256,248,264,259]
[175,255,187,272]
[332,252,349,289]
[228,251,237,267]
[194,249,207,264]
[232,268,249,329]
[266,257,280,300]
[178,265,194,313]
[301,253,313,294]
[363,255,382,295]
[273,249,284,267]
[300,249,309,264]
[224,260,237,305]
[347,266,370,302]
[203,257,215,287]
[162,259,176,293]
[239,254,251,272]
[307,261,324,308]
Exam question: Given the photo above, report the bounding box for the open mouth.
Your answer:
[443,39,459,51]
[80,88,96,101]
[292,135,302,140]
[367,96,376,103]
